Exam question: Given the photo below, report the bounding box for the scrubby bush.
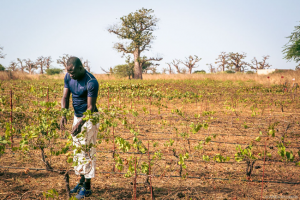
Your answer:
[45,68,63,75]
[225,70,235,74]
[271,69,293,74]
[113,64,134,78]
[193,70,206,74]
[246,71,255,74]
[0,64,5,71]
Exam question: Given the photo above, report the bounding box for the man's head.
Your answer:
[66,57,85,80]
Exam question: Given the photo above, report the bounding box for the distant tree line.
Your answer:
[205,52,272,74]
[0,51,91,75]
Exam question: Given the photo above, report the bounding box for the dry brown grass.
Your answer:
[1,71,300,86]
[142,71,300,85]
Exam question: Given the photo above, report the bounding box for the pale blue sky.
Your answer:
[0,0,300,73]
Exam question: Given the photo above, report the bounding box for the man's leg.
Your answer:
[74,119,99,199]
[70,116,86,194]
[84,178,91,190]
[70,175,85,193]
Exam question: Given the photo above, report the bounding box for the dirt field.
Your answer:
[0,75,300,199]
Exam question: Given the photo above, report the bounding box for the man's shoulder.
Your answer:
[64,73,71,82]
[86,72,98,83]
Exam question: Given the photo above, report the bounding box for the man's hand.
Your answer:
[60,116,67,130]
[71,119,86,136]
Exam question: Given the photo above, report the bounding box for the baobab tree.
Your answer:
[166,63,174,74]
[17,58,26,73]
[0,46,5,59]
[45,56,52,70]
[179,55,201,74]
[57,54,70,72]
[25,59,37,74]
[83,60,90,72]
[251,55,272,71]
[227,52,250,72]
[215,52,228,72]
[170,60,182,74]
[206,63,216,73]
[80,58,92,72]
[108,8,160,79]
[36,56,46,74]
[8,61,18,71]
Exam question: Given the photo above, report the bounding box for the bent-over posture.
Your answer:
[60,57,99,199]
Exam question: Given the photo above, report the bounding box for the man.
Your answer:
[60,57,99,199]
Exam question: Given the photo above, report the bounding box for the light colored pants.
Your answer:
[72,115,99,179]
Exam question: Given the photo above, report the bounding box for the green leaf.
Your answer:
[255,136,261,142]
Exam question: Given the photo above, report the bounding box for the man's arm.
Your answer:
[60,88,70,130]
[61,88,70,109]
[71,96,97,136]
[87,96,97,113]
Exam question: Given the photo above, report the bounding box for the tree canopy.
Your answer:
[0,46,5,59]
[283,23,300,63]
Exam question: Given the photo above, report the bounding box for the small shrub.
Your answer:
[0,64,5,71]
[193,70,206,74]
[246,71,255,74]
[271,69,293,74]
[46,68,63,75]
[113,64,133,78]
[225,70,235,74]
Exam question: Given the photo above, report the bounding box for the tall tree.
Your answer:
[283,22,300,63]
[25,59,37,74]
[166,63,174,74]
[45,56,52,70]
[80,58,91,72]
[83,60,90,72]
[170,60,182,74]
[227,52,250,72]
[108,8,160,79]
[8,61,18,71]
[0,46,5,59]
[179,55,201,74]
[206,63,216,73]
[17,58,26,73]
[57,54,70,72]
[215,52,228,72]
[251,55,271,71]
[36,56,46,74]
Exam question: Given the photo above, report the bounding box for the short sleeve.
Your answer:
[87,79,99,97]
[64,73,70,89]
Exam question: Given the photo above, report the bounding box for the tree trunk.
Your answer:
[40,66,43,74]
[133,48,142,79]
[189,67,192,74]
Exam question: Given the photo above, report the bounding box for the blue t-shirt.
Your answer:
[64,70,99,117]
